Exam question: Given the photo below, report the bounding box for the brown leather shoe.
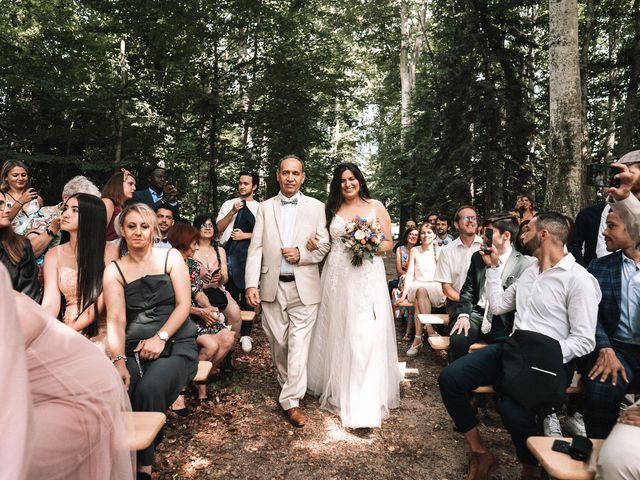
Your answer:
[465,451,498,480]
[284,407,306,428]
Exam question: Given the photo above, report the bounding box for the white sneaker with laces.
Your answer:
[565,412,586,437]
[240,336,253,353]
[543,413,562,437]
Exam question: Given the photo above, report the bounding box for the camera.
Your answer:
[586,163,621,188]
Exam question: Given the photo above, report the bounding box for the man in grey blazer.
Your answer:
[245,155,330,427]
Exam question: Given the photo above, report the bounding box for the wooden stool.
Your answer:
[193,360,213,382]
[240,310,256,322]
[526,436,603,480]
[124,411,166,451]
[418,313,449,326]
[428,336,450,350]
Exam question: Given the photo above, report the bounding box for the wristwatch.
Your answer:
[157,330,169,342]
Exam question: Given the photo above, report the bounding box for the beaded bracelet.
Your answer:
[111,354,126,364]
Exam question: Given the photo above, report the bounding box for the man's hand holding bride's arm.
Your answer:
[297,202,330,265]
[374,200,393,255]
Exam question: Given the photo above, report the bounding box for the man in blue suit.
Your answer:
[131,167,180,220]
[585,210,640,438]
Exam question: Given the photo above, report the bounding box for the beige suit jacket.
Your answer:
[245,193,331,305]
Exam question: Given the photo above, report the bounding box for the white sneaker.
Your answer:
[240,336,253,353]
[543,413,562,437]
[565,412,586,437]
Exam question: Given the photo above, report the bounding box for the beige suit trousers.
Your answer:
[261,280,318,410]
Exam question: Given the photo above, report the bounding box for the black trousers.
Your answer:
[127,352,197,466]
[449,310,509,362]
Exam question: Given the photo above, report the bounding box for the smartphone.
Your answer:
[552,439,571,455]
[586,163,621,188]
[483,228,493,253]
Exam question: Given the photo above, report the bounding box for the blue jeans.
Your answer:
[439,343,570,466]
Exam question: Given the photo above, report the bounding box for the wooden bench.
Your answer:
[472,374,586,395]
[426,336,488,352]
[418,313,449,326]
[240,310,256,321]
[193,360,213,382]
[124,411,166,451]
[526,436,603,480]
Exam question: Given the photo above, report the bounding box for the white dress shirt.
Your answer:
[434,235,483,294]
[216,197,260,246]
[486,253,601,363]
[278,191,300,275]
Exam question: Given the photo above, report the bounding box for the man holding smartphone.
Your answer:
[216,171,260,352]
[448,213,530,362]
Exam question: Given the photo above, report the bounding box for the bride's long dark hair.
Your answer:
[325,162,371,228]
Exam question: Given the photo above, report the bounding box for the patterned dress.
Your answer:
[186,257,226,336]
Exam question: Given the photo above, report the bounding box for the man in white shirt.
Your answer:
[438,212,601,480]
[216,172,260,352]
[434,205,483,320]
[154,203,175,249]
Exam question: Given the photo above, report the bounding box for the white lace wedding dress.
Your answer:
[307,211,401,428]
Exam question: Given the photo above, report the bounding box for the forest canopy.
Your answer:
[1,0,638,221]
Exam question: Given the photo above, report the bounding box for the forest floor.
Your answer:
[156,257,522,480]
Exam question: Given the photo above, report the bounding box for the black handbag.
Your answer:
[496,330,566,413]
[204,287,229,310]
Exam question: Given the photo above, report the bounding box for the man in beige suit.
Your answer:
[245,155,330,427]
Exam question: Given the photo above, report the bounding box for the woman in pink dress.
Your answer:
[41,193,118,350]
[1,263,135,479]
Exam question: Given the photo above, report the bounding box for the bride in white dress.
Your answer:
[307,163,401,428]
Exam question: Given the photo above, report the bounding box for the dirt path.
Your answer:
[156,258,521,479]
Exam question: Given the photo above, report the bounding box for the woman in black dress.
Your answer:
[103,203,197,480]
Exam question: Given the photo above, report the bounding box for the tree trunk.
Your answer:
[546,0,583,217]
[115,38,126,164]
[605,26,618,162]
[619,0,640,154]
[579,0,596,204]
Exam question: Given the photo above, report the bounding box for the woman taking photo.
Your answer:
[400,222,446,356]
[0,159,43,235]
[103,203,197,480]
[101,168,137,241]
[168,223,235,401]
[41,193,118,349]
[0,191,41,301]
[192,214,242,338]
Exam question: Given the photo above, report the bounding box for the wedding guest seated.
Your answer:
[582,210,640,439]
[449,213,530,362]
[24,175,101,266]
[154,202,175,248]
[1,264,135,480]
[41,194,118,351]
[0,159,43,235]
[596,398,640,480]
[426,212,438,230]
[101,168,137,241]
[167,223,235,401]
[103,203,198,480]
[438,213,600,480]
[570,201,608,267]
[193,214,242,337]
[435,215,454,246]
[392,225,419,340]
[434,205,483,320]
[400,222,446,356]
[0,191,41,301]
[392,218,417,252]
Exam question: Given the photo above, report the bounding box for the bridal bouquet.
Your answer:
[342,216,385,267]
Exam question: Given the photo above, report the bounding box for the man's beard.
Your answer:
[522,236,539,256]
